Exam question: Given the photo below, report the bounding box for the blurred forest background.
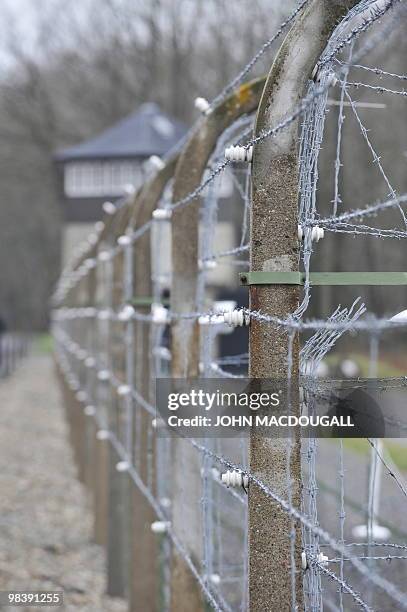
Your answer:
[0,0,405,330]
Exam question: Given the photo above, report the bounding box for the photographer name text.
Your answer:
[167,414,354,428]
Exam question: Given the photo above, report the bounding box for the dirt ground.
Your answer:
[0,351,126,612]
[1,348,406,611]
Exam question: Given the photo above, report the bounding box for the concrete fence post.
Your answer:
[128,158,178,612]
[248,2,359,609]
[170,78,266,612]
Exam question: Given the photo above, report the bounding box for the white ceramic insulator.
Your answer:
[103,201,116,215]
[98,309,111,321]
[117,384,131,397]
[97,429,110,441]
[198,259,218,271]
[341,359,359,378]
[327,72,338,87]
[152,303,168,324]
[298,225,324,243]
[311,226,325,242]
[352,523,391,540]
[98,250,111,262]
[149,155,165,170]
[95,221,105,233]
[211,467,220,480]
[302,551,329,570]
[118,234,132,246]
[160,497,171,509]
[390,309,407,322]
[223,309,250,327]
[225,145,253,163]
[118,305,135,322]
[76,391,87,403]
[318,552,329,566]
[84,405,96,416]
[221,470,249,489]
[209,363,223,375]
[151,418,165,429]
[209,574,221,586]
[153,208,172,220]
[123,184,136,195]
[116,460,130,472]
[88,233,98,246]
[85,357,95,368]
[68,380,80,392]
[316,360,329,378]
[155,274,170,288]
[194,97,211,114]
[151,521,170,534]
[97,369,110,381]
[77,349,87,361]
[153,346,171,360]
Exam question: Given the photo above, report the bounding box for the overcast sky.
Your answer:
[1,0,35,31]
[0,0,39,67]
[0,0,92,70]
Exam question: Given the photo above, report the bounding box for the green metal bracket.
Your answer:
[239,272,407,286]
[129,297,170,307]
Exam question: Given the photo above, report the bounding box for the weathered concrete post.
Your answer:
[107,223,129,598]
[170,78,266,612]
[249,2,359,610]
[128,157,178,612]
[94,227,115,550]
[82,244,99,498]
[63,280,82,480]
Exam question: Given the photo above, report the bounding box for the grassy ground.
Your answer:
[323,352,407,471]
[325,351,406,378]
[34,333,54,354]
[342,438,407,472]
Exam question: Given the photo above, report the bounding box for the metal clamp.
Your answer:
[240,272,407,286]
[129,297,170,307]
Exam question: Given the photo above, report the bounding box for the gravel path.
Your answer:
[0,352,126,612]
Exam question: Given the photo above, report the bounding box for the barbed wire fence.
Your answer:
[51,0,407,610]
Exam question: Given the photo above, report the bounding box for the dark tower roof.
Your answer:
[55,103,187,162]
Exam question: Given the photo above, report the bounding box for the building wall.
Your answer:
[62,223,94,267]
[63,196,107,223]
[55,158,144,223]
[63,159,142,198]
